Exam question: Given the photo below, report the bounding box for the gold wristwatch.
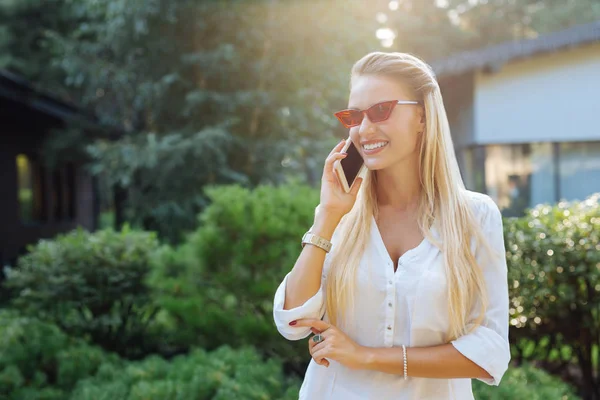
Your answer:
[301,232,332,253]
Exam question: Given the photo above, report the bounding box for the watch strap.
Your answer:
[301,232,332,253]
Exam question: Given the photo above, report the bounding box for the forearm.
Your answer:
[283,212,341,310]
[362,344,492,380]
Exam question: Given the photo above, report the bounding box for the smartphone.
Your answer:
[334,138,367,193]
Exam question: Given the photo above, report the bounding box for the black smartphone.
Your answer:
[335,139,366,193]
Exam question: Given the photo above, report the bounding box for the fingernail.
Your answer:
[289,320,297,326]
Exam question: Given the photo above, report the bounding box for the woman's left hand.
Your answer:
[292,318,367,370]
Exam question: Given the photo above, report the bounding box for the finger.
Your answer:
[310,342,330,367]
[323,152,347,180]
[310,340,327,355]
[314,357,330,367]
[313,356,329,367]
[293,319,332,332]
[312,347,331,367]
[328,138,347,157]
[308,339,328,367]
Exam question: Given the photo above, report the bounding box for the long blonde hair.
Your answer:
[324,52,489,342]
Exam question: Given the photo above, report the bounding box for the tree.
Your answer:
[40,0,380,242]
[3,0,598,242]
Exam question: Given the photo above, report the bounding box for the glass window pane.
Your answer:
[463,146,486,193]
[484,143,556,217]
[16,154,46,223]
[558,142,600,202]
[16,154,33,222]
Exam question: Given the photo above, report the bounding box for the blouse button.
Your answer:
[388,280,393,285]
[388,302,393,307]
[387,325,392,330]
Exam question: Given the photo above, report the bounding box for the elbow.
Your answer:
[479,340,511,386]
[273,306,324,341]
[272,295,325,342]
[272,272,326,341]
[275,325,313,341]
[477,367,495,383]
[451,325,511,386]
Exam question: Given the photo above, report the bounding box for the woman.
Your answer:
[272,52,510,399]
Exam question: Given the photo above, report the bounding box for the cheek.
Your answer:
[386,115,420,141]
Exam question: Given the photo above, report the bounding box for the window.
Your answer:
[51,164,77,221]
[463,146,486,193]
[483,143,556,217]
[558,142,600,202]
[16,154,46,223]
[465,141,600,217]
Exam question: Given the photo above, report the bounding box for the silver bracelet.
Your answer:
[402,344,408,380]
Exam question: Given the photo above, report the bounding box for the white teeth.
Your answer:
[363,142,388,150]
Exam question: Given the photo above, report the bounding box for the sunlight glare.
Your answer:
[376,12,388,24]
[376,28,396,40]
[376,27,396,48]
[389,1,399,11]
[382,39,394,48]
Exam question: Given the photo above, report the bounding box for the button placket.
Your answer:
[384,266,395,346]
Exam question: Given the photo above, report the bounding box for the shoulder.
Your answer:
[462,190,503,228]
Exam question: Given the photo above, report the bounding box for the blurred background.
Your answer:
[0,0,599,399]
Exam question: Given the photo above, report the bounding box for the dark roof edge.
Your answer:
[0,69,101,129]
[431,20,600,78]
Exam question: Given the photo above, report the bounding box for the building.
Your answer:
[433,20,600,216]
[0,70,101,266]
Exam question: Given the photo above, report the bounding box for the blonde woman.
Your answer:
[272,52,510,400]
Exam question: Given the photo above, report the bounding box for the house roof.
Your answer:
[0,69,122,136]
[431,20,600,77]
[0,69,85,121]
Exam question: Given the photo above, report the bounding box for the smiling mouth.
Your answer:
[362,142,388,151]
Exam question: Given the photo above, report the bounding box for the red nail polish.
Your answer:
[289,320,297,326]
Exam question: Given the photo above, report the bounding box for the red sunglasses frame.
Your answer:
[333,100,422,128]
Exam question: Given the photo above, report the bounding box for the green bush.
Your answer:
[504,193,600,397]
[71,346,300,400]
[473,363,580,399]
[3,226,163,359]
[148,183,320,372]
[0,310,117,399]
[0,309,299,400]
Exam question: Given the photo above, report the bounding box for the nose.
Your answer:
[358,112,377,136]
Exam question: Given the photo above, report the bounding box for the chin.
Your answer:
[364,159,389,171]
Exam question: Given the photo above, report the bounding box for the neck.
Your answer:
[374,156,422,211]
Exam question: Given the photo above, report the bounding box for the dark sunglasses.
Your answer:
[333,100,422,128]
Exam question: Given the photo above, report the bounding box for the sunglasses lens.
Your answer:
[368,102,395,122]
[335,110,363,128]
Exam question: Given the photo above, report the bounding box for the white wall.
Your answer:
[474,42,600,144]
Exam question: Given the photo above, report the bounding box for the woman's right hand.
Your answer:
[318,139,364,221]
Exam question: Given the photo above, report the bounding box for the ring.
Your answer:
[312,334,324,344]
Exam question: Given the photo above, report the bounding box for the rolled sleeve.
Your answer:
[451,195,511,386]
[273,272,327,341]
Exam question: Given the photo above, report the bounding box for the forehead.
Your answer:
[348,75,412,109]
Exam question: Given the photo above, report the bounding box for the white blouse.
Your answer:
[273,191,511,400]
